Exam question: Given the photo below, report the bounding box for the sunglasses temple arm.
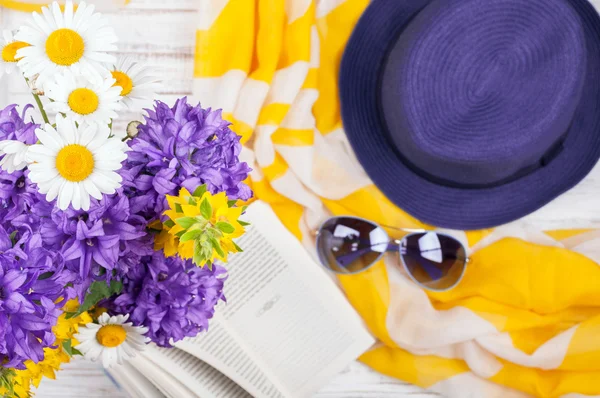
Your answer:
[377,223,427,233]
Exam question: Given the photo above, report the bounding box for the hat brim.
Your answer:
[340,0,600,230]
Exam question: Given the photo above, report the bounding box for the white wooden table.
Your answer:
[3,0,600,396]
[34,360,437,398]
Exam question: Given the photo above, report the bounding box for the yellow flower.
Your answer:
[157,187,246,266]
[154,227,180,257]
[88,306,108,321]
[4,300,92,397]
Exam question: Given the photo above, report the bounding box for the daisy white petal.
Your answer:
[46,179,65,201]
[80,183,90,211]
[0,140,30,172]
[82,178,103,200]
[34,128,63,153]
[58,181,74,210]
[71,181,82,210]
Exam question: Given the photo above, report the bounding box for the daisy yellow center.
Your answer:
[111,71,133,96]
[1,41,29,63]
[55,144,95,182]
[68,88,99,115]
[45,28,85,66]
[96,325,127,348]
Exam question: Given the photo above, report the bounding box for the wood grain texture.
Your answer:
[1,0,599,397]
[34,360,436,398]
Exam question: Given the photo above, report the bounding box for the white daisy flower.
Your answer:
[0,141,30,172]
[45,69,122,127]
[0,30,28,78]
[110,57,159,110]
[15,0,118,89]
[27,115,128,211]
[75,313,149,369]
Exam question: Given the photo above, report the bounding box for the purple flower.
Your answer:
[0,104,38,144]
[121,98,252,222]
[0,169,39,221]
[36,191,151,298]
[0,225,65,369]
[106,252,226,347]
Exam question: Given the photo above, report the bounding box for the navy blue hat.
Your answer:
[340,0,600,229]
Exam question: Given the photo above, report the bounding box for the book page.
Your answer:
[106,362,166,398]
[219,201,375,397]
[141,343,253,398]
[176,318,285,398]
[129,353,197,398]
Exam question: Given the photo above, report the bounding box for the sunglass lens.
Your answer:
[316,217,388,274]
[401,232,466,290]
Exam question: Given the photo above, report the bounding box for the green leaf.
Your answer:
[193,251,204,266]
[238,220,251,227]
[175,217,197,229]
[62,339,73,355]
[193,185,208,197]
[38,271,54,280]
[210,238,225,257]
[180,228,204,243]
[9,230,18,246]
[163,219,175,228]
[232,241,244,252]
[206,227,222,239]
[193,240,212,266]
[62,339,82,357]
[227,199,237,207]
[216,222,235,234]
[66,281,123,319]
[200,198,212,220]
[175,203,183,213]
[0,367,16,398]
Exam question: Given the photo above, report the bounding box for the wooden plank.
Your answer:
[4,53,193,96]
[125,0,198,10]
[1,9,197,53]
[314,362,437,398]
[34,360,128,398]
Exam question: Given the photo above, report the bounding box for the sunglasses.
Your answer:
[315,216,470,291]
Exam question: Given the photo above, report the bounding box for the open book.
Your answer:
[106,201,375,398]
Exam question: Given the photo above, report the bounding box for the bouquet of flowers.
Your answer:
[0,1,252,396]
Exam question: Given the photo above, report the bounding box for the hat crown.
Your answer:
[380,0,587,187]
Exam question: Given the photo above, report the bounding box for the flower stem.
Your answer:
[32,92,50,125]
[24,77,50,125]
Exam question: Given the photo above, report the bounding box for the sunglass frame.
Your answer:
[315,216,470,291]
